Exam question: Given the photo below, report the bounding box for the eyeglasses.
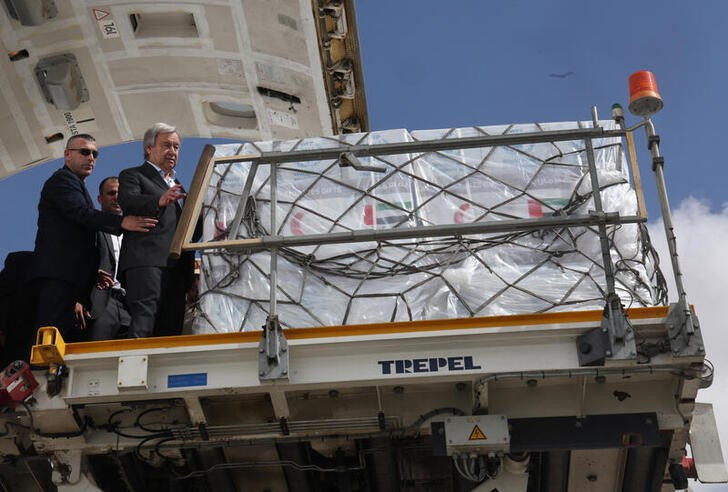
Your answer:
[68,148,99,158]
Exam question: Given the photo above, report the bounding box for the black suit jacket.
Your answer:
[118,162,196,286]
[0,251,35,334]
[89,232,116,320]
[31,166,123,293]
[0,251,37,366]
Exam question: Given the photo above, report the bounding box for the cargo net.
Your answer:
[192,121,667,333]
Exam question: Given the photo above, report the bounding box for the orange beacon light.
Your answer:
[628,70,663,117]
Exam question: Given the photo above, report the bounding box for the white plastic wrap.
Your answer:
[193,121,664,333]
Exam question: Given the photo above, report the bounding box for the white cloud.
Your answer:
[648,197,728,490]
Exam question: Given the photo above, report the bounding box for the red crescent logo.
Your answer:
[454,203,471,224]
[291,212,305,235]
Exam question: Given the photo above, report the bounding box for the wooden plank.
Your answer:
[626,131,648,219]
[169,144,216,259]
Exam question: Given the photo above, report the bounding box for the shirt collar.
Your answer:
[146,160,176,182]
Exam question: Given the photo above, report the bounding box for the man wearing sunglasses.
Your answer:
[30,134,158,341]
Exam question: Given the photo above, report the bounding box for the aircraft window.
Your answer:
[35,54,89,111]
[129,11,198,38]
[203,101,257,130]
[3,0,57,26]
[209,102,256,119]
[8,49,29,61]
[44,132,64,144]
[257,87,301,104]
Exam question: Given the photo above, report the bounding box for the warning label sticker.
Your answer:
[92,8,110,21]
[93,8,120,39]
[468,425,487,441]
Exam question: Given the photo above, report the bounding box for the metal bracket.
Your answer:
[338,152,386,173]
[227,161,259,240]
[666,301,704,357]
[46,363,67,398]
[31,327,66,367]
[51,449,82,485]
[577,293,636,366]
[117,355,149,391]
[258,315,289,381]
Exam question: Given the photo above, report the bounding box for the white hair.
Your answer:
[143,122,180,158]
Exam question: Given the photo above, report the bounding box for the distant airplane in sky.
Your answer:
[549,71,574,78]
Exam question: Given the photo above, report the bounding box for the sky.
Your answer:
[0,0,727,488]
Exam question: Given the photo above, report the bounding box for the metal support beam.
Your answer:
[508,413,660,452]
[227,161,259,239]
[258,315,289,381]
[184,396,207,425]
[584,135,617,299]
[576,294,637,366]
[51,450,82,485]
[213,126,628,165]
[575,132,638,367]
[269,391,290,419]
[190,212,645,253]
[644,119,702,357]
[666,302,704,357]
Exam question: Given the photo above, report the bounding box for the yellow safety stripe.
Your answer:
[62,306,671,355]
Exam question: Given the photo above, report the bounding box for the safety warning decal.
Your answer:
[93,8,120,39]
[468,425,487,441]
[92,8,109,21]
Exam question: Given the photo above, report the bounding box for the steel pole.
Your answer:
[270,164,278,316]
[644,119,693,333]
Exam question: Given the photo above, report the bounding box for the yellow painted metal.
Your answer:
[60,306,671,356]
[65,332,261,355]
[30,327,66,366]
[286,306,670,339]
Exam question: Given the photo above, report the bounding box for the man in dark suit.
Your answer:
[118,123,197,338]
[0,251,36,365]
[82,177,132,341]
[31,134,158,340]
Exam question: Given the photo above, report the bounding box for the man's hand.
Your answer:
[158,184,186,208]
[121,215,158,232]
[96,269,114,290]
[74,302,90,330]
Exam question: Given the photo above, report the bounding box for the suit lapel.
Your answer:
[141,162,170,191]
[141,162,183,212]
[103,232,116,271]
[62,166,94,207]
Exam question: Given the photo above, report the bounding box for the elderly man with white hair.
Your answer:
[118,123,199,338]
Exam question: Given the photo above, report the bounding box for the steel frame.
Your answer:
[170,117,655,385]
[5,111,713,488]
[11,307,706,491]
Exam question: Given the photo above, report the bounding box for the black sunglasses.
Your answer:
[68,148,99,158]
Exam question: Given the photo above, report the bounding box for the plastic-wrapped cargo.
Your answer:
[192,121,665,333]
